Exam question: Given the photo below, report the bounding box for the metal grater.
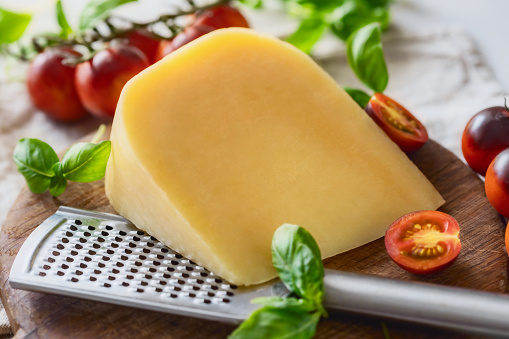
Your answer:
[9,206,509,337]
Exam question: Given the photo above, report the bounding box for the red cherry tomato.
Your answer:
[156,25,215,61]
[385,211,461,274]
[75,45,150,119]
[365,93,428,153]
[124,30,160,64]
[192,5,249,29]
[27,49,88,122]
[462,106,509,176]
[485,148,509,218]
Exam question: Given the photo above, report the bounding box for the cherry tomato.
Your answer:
[485,148,509,218]
[123,30,160,64]
[365,93,428,153]
[385,211,461,274]
[75,45,150,119]
[155,25,215,61]
[27,49,88,122]
[192,5,249,29]
[462,106,509,176]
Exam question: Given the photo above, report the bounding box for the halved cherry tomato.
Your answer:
[365,93,428,153]
[385,211,461,274]
[192,5,249,29]
[485,148,509,218]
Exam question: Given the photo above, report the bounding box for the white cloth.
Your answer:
[0,26,503,336]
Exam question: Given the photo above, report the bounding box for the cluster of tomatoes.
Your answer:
[27,5,249,122]
[363,94,509,275]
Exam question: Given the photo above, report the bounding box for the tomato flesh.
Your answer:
[385,211,461,274]
[485,148,509,218]
[505,221,509,257]
[365,93,428,153]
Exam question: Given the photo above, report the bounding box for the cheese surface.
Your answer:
[105,28,444,285]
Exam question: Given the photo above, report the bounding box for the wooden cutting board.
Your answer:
[0,139,507,339]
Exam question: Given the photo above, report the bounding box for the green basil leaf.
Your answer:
[238,0,263,9]
[79,0,137,31]
[329,0,389,41]
[346,22,388,93]
[286,16,327,54]
[0,7,31,44]
[56,0,72,38]
[272,224,325,314]
[13,138,59,194]
[60,141,111,182]
[251,297,315,312]
[229,306,320,339]
[365,0,391,8]
[49,175,67,197]
[293,0,343,12]
[343,86,372,108]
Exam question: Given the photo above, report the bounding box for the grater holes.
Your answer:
[119,231,127,236]
[98,262,106,268]
[93,244,100,249]
[130,268,138,273]
[61,264,69,270]
[75,244,83,250]
[104,283,111,288]
[149,267,157,273]
[137,231,145,236]
[125,249,132,254]
[121,255,128,260]
[43,265,51,270]
[115,237,123,242]
[143,248,151,254]
[139,255,147,260]
[66,257,74,263]
[75,220,82,225]
[52,251,60,256]
[48,257,55,263]
[157,254,164,260]
[90,276,97,281]
[94,269,101,274]
[70,225,78,231]
[105,225,113,230]
[84,257,92,262]
[80,263,87,269]
[84,232,91,237]
[57,271,64,276]
[112,269,120,274]
[88,226,95,231]
[136,289,144,293]
[65,231,73,237]
[153,261,161,266]
[147,242,154,247]
[122,282,130,287]
[111,243,119,248]
[62,238,69,244]
[71,277,79,283]
[70,250,78,256]
[106,249,114,255]
[133,236,141,242]
[39,272,46,276]
[101,231,109,236]
[79,238,87,243]
[56,244,64,250]
[76,270,83,276]
[161,248,169,253]
[97,237,105,243]
[166,267,175,272]
[175,254,183,259]
[116,262,124,268]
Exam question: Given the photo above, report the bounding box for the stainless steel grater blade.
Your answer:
[9,206,509,337]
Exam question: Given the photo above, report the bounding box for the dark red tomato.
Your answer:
[365,93,428,153]
[192,5,249,29]
[385,211,461,274]
[27,49,88,122]
[155,25,214,61]
[485,148,509,218]
[75,45,150,119]
[124,30,160,64]
[462,106,509,176]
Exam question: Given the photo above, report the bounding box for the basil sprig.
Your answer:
[13,136,111,197]
[343,86,372,109]
[79,0,138,31]
[346,22,388,93]
[230,224,327,339]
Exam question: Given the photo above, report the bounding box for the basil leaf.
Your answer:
[56,0,72,38]
[0,7,31,44]
[238,0,263,9]
[60,141,111,182]
[343,86,372,108]
[272,224,325,314]
[49,175,67,197]
[229,306,320,339]
[252,297,315,312]
[365,0,391,8]
[346,22,388,93]
[286,16,327,54]
[329,0,389,41]
[79,0,137,31]
[293,0,343,13]
[13,138,59,194]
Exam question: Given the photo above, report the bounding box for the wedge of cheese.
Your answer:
[105,28,444,285]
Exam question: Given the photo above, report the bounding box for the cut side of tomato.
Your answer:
[365,93,428,153]
[385,210,461,274]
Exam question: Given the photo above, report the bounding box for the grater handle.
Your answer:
[322,269,509,337]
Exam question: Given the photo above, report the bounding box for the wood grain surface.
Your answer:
[0,139,507,339]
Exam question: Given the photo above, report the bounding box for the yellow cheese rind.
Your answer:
[106,28,444,285]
